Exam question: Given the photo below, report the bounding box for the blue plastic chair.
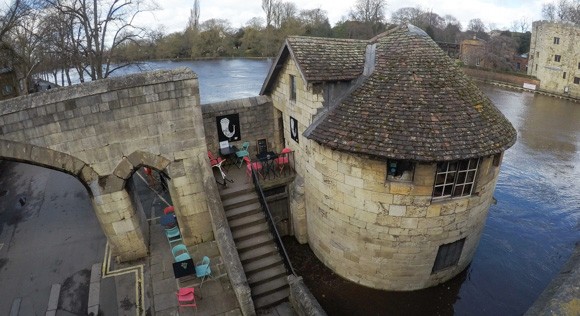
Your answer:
[235,141,250,168]
[195,256,212,287]
[172,244,191,262]
[165,226,182,245]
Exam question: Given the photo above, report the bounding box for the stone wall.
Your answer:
[202,96,275,159]
[304,143,500,290]
[0,68,213,261]
[268,57,327,243]
[462,67,540,87]
[267,55,504,290]
[528,21,580,98]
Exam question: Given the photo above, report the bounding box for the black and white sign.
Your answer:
[216,114,241,142]
[290,116,299,143]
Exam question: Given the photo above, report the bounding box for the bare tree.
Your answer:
[262,0,279,28]
[273,1,297,28]
[44,0,158,80]
[542,3,557,21]
[187,0,200,31]
[0,0,33,43]
[391,7,424,25]
[467,18,486,33]
[349,0,386,24]
[511,17,529,33]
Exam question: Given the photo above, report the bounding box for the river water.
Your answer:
[105,59,579,314]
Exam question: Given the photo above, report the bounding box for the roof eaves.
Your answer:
[260,40,290,95]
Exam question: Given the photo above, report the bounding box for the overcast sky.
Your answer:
[140,0,550,34]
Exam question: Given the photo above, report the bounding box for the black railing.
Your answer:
[250,168,296,276]
[254,151,295,181]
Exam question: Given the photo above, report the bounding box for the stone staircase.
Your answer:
[220,183,291,311]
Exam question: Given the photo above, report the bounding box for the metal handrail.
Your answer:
[250,167,296,276]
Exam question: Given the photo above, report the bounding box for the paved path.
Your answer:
[0,161,107,315]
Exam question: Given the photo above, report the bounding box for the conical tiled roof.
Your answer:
[306,25,516,161]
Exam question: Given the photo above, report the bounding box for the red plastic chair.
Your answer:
[176,287,197,311]
[244,156,262,181]
[207,150,224,167]
[163,205,175,215]
[274,148,292,174]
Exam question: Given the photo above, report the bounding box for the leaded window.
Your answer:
[433,158,480,200]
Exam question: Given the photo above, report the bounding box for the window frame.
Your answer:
[432,158,480,200]
[386,159,415,183]
[574,77,580,84]
[554,55,561,62]
[432,238,466,273]
[289,74,296,101]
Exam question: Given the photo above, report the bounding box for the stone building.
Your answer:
[260,25,516,290]
[460,36,486,67]
[528,21,580,98]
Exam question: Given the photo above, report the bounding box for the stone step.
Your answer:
[244,254,283,274]
[225,202,261,220]
[219,182,254,200]
[247,264,288,286]
[236,233,274,252]
[239,243,278,263]
[222,192,258,210]
[253,287,290,310]
[229,212,266,229]
[232,222,269,241]
[251,276,289,298]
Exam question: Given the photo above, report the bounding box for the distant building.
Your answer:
[0,68,18,100]
[460,36,486,67]
[512,53,528,72]
[528,21,580,98]
[261,25,516,291]
[436,42,460,59]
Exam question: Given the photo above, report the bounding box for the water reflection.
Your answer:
[453,84,580,315]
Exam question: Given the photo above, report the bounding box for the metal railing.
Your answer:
[254,151,295,181]
[250,167,296,276]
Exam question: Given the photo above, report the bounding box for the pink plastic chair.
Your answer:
[274,148,292,174]
[244,156,263,181]
[176,287,197,312]
[207,150,224,167]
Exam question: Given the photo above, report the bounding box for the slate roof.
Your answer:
[260,37,367,94]
[302,25,516,162]
[286,36,368,82]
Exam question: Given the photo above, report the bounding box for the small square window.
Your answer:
[432,238,466,273]
[492,153,502,167]
[289,74,296,101]
[563,72,567,79]
[553,37,560,44]
[555,55,561,62]
[386,160,415,182]
[574,77,580,84]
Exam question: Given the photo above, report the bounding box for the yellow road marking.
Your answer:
[101,242,145,316]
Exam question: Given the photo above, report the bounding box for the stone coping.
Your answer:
[0,68,197,115]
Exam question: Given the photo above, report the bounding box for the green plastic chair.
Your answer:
[235,141,250,168]
[165,226,182,245]
[172,244,191,262]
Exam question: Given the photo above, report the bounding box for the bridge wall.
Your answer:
[0,68,212,261]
